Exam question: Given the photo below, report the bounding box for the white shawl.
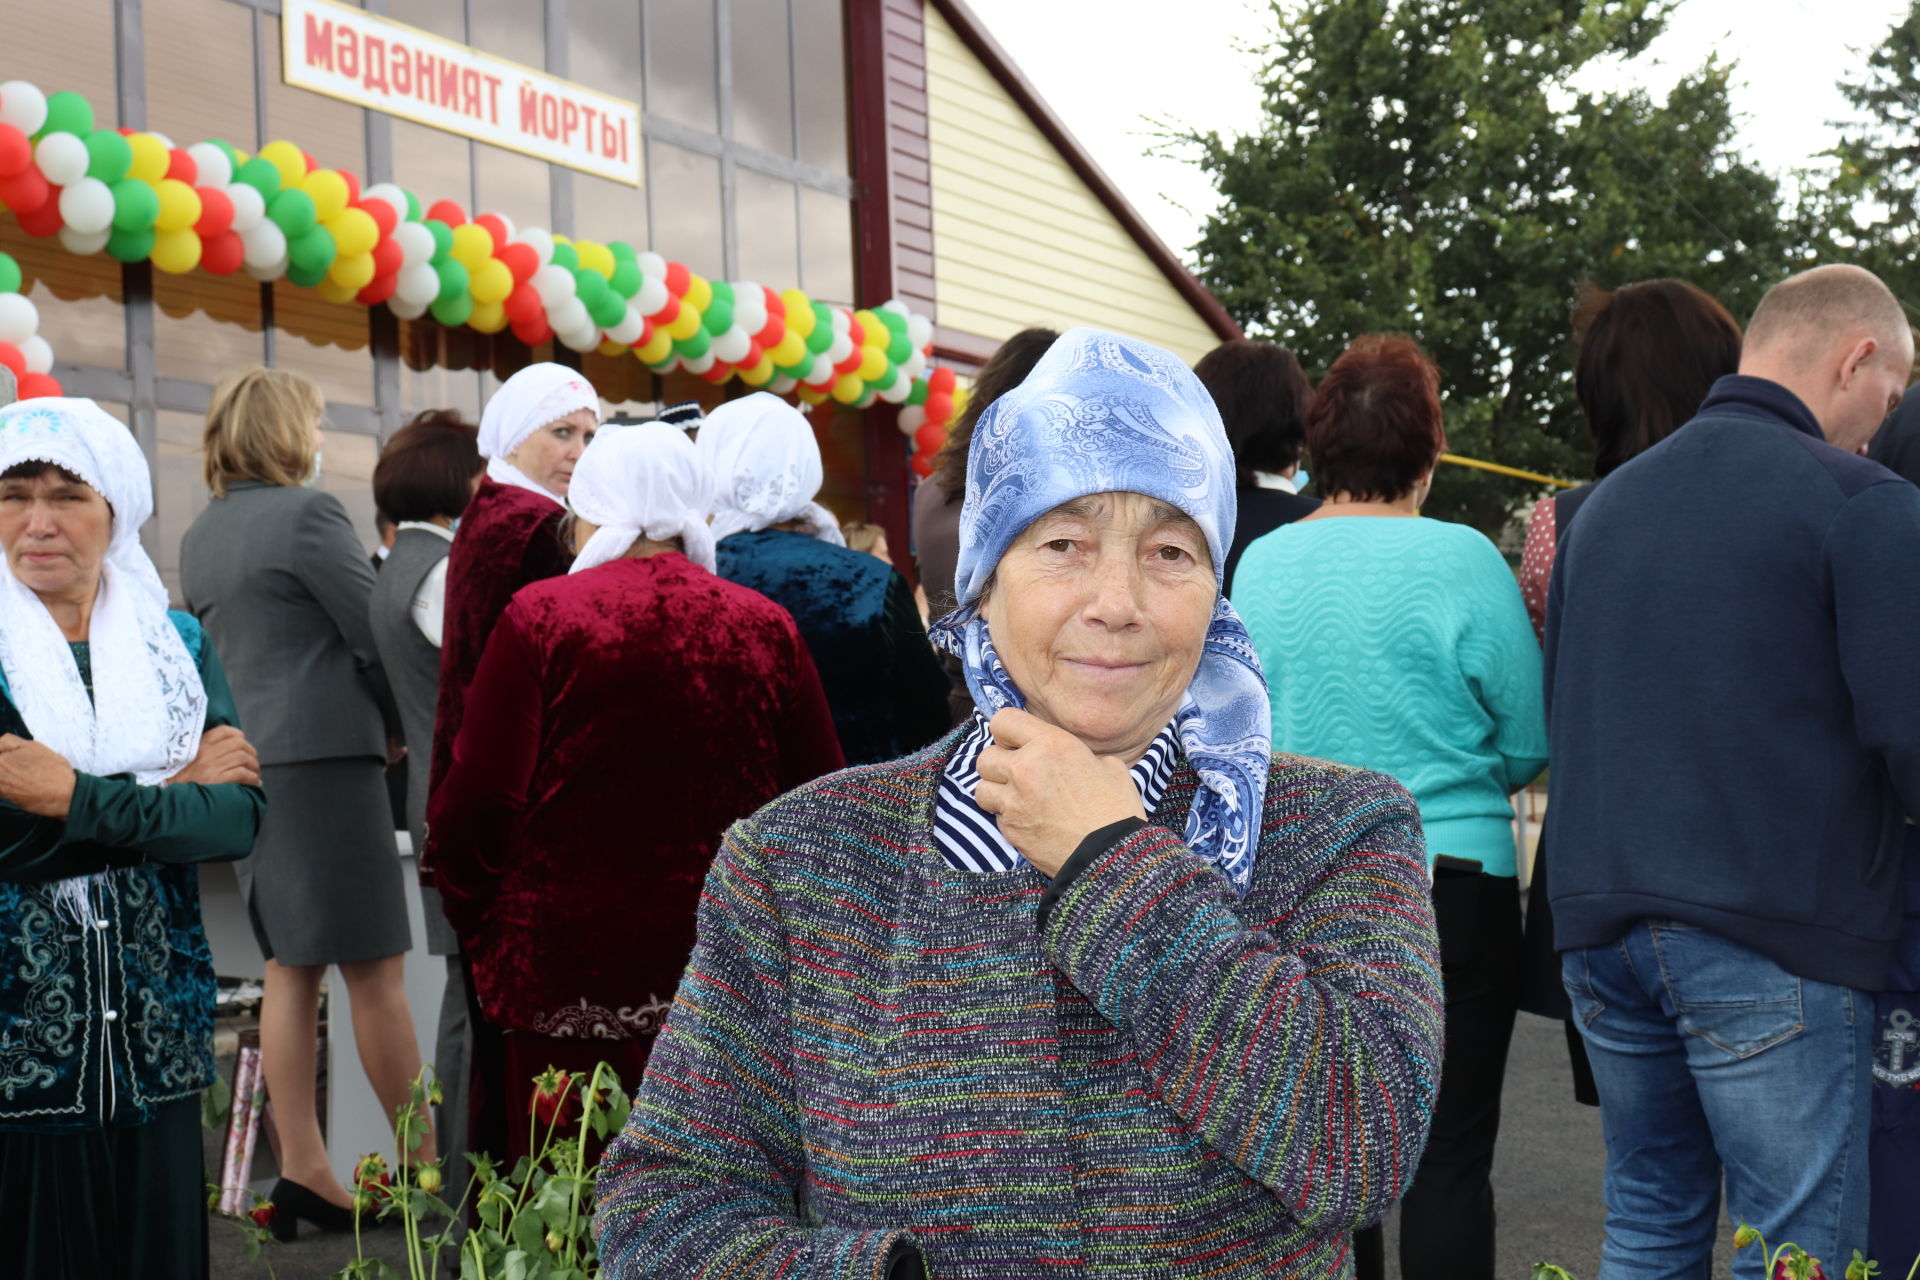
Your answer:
[696,392,846,546]
[477,363,601,505]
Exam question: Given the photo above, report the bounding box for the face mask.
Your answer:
[304,451,324,488]
[448,517,461,534]
[1295,468,1310,491]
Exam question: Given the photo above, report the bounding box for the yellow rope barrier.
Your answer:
[1438,453,1577,489]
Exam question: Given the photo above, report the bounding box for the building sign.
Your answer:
[282,0,641,187]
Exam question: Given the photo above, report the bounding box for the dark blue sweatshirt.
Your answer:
[1544,375,1920,991]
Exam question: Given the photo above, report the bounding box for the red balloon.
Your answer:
[472,214,507,250]
[633,318,655,349]
[503,282,543,325]
[426,199,467,227]
[663,261,690,297]
[742,340,762,369]
[339,170,360,202]
[0,168,50,215]
[201,230,245,275]
[300,150,318,174]
[0,124,31,178]
[362,197,397,238]
[371,236,403,278]
[166,149,197,185]
[754,314,785,349]
[357,274,397,306]
[846,317,865,349]
[699,362,732,384]
[909,451,935,480]
[0,344,24,380]
[833,348,863,377]
[651,293,680,326]
[193,187,235,238]
[762,285,782,315]
[510,314,553,347]
[16,373,62,400]
[15,189,62,236]
[928,365,957,396]
[498,242,537,284]
[924,391,954,425]
[913,423,945,454]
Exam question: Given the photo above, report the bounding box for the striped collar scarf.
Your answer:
[934,713,1181,876]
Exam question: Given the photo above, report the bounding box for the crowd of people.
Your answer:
[0,260,1915,1279]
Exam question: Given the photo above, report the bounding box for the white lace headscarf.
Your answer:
[568,423,718,575]
[477,363,601,505]
[696,392,846,546]
[0,399,207,920]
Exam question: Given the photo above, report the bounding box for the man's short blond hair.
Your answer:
[1743,265,1910,370]
[203,367,323,497]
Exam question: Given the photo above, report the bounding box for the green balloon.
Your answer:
[589,292,626,329]
[674,329,711,360]
[110,179,160,232]
[286,258,329,289]
[709,280,735,308]
[434,259,469,303]
[871,367,900,392]
[0,252,20,295]
[268,188,318,238]
[84,131,132,182]
[106,225,155,264]
[775,360,812,381]
[703,297,734,335]
[426,220,454,262]
[805,321,833,356]
[887,332,912,365]
[38,92,93,141]
[288,226,337,276]
[431,293,473,327]
[234,157,282,199]
[403,189,422,223]
[608,239,637,262]
[211,139,241,170]
[550,242,579,272]
[572,268,607,308]
[608,260,641,298]
[907,379,929,406]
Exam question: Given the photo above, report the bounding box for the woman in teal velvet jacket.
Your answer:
[0,397,265,1279]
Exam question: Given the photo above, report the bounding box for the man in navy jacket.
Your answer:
[1545,264,1920,1278]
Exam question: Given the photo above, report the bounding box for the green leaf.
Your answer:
[512,1208,547,1257]
[201,1075,232,1131]
[503,1249,532,1280]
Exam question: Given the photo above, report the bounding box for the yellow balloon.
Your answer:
[667,306,703,342]
[258,140,307,189]
[470,299,508,334]
[151,228,202,275]
[682,274,713,314]
[449,223,494,269]
[740,356,776,387]
[552,233,573,247]
[635,328,674,365]
[780,289,815,337]
[153,179,202,233]
[315,276,359,305]
[575,241,615,279]
[469,258,513,305]
[854,309,884,340]
[857,344,888,382]
[597,338,626,357]
[831,372,864,404]
[126,133,170,184]
[327,252,376,292]
[303,169,350,223]
[770,331,808,366]
[798,384,830,406]
[326,207,378,258]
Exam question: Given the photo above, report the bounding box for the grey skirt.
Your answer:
[239,758,413,967]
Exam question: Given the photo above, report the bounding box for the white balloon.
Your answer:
[633,276,669,316]
[395,262,440,307]
[392,222,435,267]
[902,349,928,380]
[57,178,114,234]
[879,375,913,405]
[148,132,175,149]
[516,227,554,265]
[33,132,88,187]
[807,353,833,385]
[682,351,715,375]
[559,322,600,353]
[898,405,926,434]
[532,265,578,310]
[548,297,589,335]
[241,220,288,270]
[0,294,40,346]
[244,255,290,282]
[732,293,769,338]
[906,314,933,349]
[0,82,49,137]
[881,298,909,316]
[57,226,109,256]
[186,143,232,190]
[388,295,429,320]
[769,374,797,395]
[361,181,406,215]
[829,307,851,334]
[826,333,854,365]
[711,327,751,365]
[636,251,666,281]
[226,183,266,234]
[605,307,644,346]
[856,389,878,410]
[17,335,52,376]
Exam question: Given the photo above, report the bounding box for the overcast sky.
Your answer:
[961,0,1911,260]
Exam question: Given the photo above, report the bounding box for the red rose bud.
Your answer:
[530,1068,577,1127]
[352,1153,394,1201]
[248,1202,276,1229]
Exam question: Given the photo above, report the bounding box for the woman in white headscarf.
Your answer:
[428,423,842,1166]
[701,392,949,765]
[0,398,264,1277]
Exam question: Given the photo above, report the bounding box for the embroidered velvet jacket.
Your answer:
[594,737,1443,1279]
[0,613,264,1132]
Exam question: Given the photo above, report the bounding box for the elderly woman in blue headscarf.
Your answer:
[594,330,1443,1280]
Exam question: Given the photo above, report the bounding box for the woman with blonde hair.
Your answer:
[181,367,432,1239]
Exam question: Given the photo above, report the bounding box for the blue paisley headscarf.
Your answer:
[928,327,1271,893]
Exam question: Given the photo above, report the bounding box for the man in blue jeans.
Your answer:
[1544,264,1920,1279]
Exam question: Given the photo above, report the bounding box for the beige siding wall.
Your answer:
[923,7,1221,365]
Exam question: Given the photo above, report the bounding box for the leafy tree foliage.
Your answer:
[1827,3,1920,313]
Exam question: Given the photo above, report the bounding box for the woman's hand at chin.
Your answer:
[974,707,1146,877]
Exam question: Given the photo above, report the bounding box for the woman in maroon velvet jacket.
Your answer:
[427,423,844,1161]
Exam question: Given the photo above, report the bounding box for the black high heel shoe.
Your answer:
[265,1177,356,1242]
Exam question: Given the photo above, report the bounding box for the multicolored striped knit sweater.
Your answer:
[594,732,1443,1278]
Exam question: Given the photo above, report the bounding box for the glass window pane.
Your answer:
[730,0,794,157]
[735,170,798,288]
[645,0,718,131]
[646,142,722,271]
[272,280,373,408]
[799,188,854,306]
[155,272,266,386]
[793,0,849,174]
[263,15,367,174]
[1,218,127,373]
[9,7,115,129]
[147,0,256,154]
[318,430,382,554]
[474,145,551,234]
[569,0,643,102]
[470,0,542,61]
[155,408,210,604]
[575,173,648,247]
[392,120,474,210]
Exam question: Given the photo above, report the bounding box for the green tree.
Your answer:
[1827,3,1920,309]
[1184,0,1806,535]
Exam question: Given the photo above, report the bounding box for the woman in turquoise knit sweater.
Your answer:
[1234,335,1547,1280]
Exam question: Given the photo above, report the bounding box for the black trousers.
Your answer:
[1355,869,1523,1280]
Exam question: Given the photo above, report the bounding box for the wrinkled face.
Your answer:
[983,490,1215,760]
[0,469,112,602]
[1832,329,1916,453]
[507,409,597,496]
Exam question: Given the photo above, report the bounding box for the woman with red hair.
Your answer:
[1234,335,1547,1280]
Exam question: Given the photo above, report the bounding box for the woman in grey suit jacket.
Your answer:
[181,367,433,1235]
